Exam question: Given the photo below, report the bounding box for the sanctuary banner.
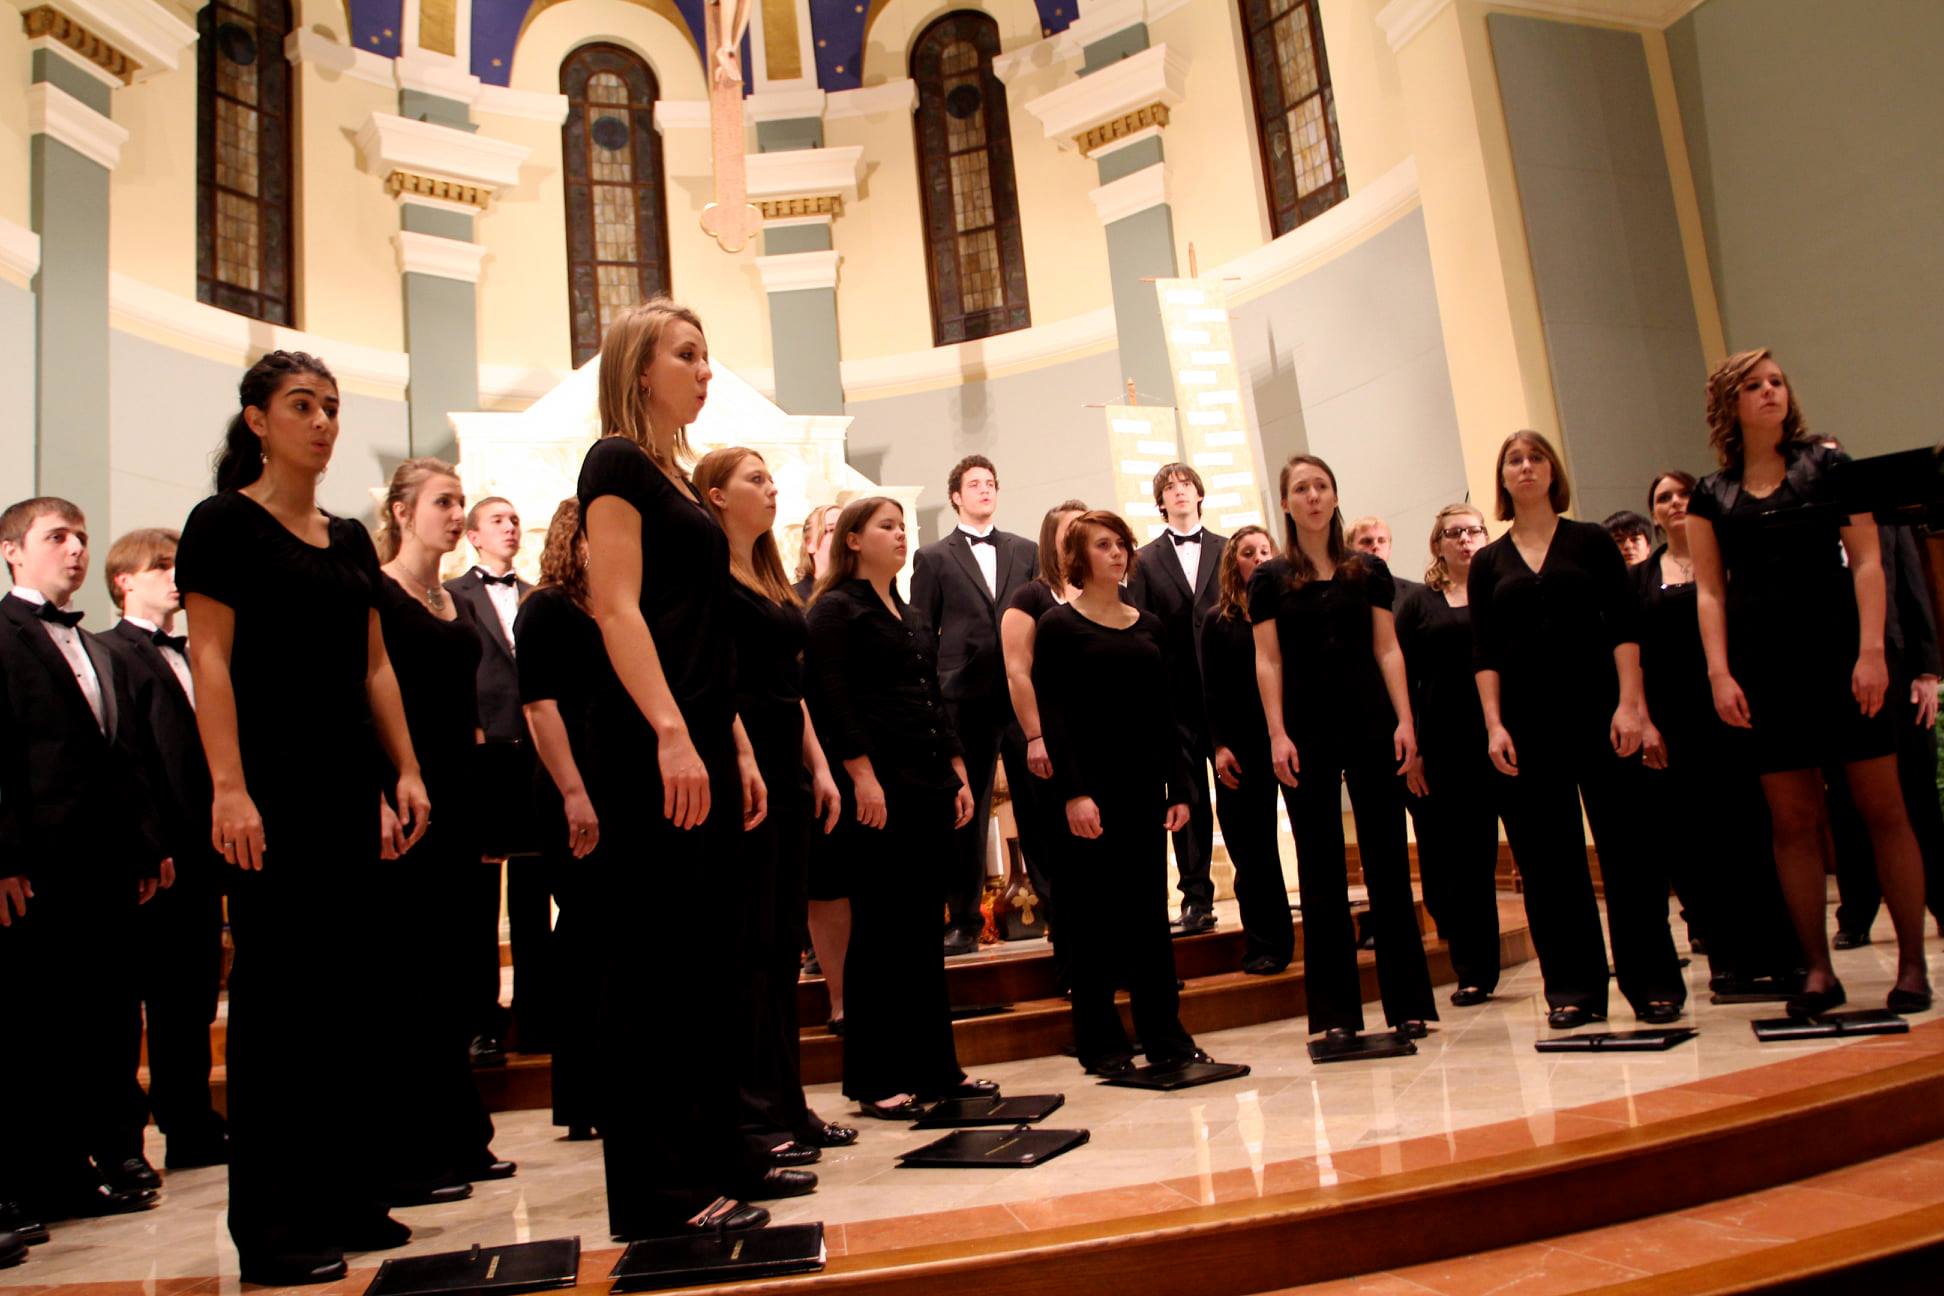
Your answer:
[1153,279,1269,534]
[1104,403,1183,543]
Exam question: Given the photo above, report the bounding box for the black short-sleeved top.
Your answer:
[375,576,481,794]
[174,492,380,843]
[1199,609,1267,757]
[1247,553,1396,743]
[576,437,737,743]
[1393,582,1485,762]
[1033,604,1192,807]
[726,579,808,775]
[513,585,609,743]
[1004,580,1129,622]
[804,579,962,793]
[1467,518,1638,732]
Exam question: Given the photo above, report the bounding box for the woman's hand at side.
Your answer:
[213,786,267,870]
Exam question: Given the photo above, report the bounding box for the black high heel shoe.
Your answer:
[1786,978,1846,1019]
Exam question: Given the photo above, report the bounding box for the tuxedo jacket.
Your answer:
[1128,528,1227,736]
[102,618,214,871]
[909,527,1037,713]
[444,568,533,743]
[0,593,162,884]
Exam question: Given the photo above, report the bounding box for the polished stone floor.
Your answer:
[4,908,1938,1293]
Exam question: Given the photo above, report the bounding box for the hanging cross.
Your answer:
[701,0,763,253]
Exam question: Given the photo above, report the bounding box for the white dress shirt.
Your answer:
[124,614,195,707]
[476,568,519,652]
[959,524,999,599]
[1167,525,1204,590]
[13,587,105,732]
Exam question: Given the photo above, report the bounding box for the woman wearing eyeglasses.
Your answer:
[1394,505,1503,1006]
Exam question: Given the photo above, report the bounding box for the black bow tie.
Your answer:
[152,629,188,655]
[476,569,518,586]
[35,602,83,629]
[963,532,997,547]
[1169,530,1204,547]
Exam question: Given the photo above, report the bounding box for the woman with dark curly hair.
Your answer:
[1686,349,1930,1016]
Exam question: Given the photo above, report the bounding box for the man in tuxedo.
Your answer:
[1127,465,1224,932]
[0,497,167,1238]
[100,529,229,1173]
[443,497,543,1061]
[910,456,1038,957]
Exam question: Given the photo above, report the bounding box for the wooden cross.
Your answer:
[701,0,763,253]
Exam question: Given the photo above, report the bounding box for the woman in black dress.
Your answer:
[1201,524,1291,974]
[1251,456,1435,1043]
[1686,349,1931,1015]
[793,502,850,1030]
[1035,510,1207,1074]
[1469,431,1685,1029]
[1633,471,1799,991]
[1393,505,1503,1006]
[178,352,429,1285]
[372,458,511,1197]
[694,448,855,1163]
[804,497,991,1119]
[578,301,794,1240]
[513,499,608,1140]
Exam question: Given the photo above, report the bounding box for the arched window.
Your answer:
[912,13,1029,346]
[1239,0,1347,236]
[561,43,671,367]
[197,0,295,324]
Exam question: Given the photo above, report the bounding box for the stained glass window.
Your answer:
[1240,0,1347,236]
[912,13,1030,345]
[197,0,294,324]
[561,45,670,367]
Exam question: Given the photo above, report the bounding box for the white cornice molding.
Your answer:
[746,87,826,123]
[394,230,489,283]
[356,113,528,194]
[474,83,570,124]
[285,27,394,87]
[1064,0,1192,51]
[826,79,915,119]
[755,249,841,293]
[26,81,128,170]
[1088,160,1168,225]
[0,214,41,286]
[396,51,481,105]
[653,100,710,132]
[12,0,198,81]
[26,35,123,90]
[1376,0,1704,52]
[1021,43,1187,149]
[745,145,864,205]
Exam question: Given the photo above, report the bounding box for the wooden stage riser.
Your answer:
[1586,1201,1944,1294]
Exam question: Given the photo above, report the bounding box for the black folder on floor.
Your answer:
[1536,1028,1696,1053]
[1752,1010,1909,1041]
[608,1224,825,1292]
[1102,1060,1253,1089]
[1308,1032,1418,1064]
[898,1126,1090,1167]
[365,1239,580,1296]
[912,1094,1065,1127]
[1710,976,1797,1004]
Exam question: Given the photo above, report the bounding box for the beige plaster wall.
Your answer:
[0,19,32,231]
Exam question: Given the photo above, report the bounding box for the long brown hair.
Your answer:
[1215,523,1272,621]
[1036,498,1088,587]
[795,503,838,583]
[1706,347,1811,469]
[1423,503,1485,592]
[378,456,459,561]
[534,498,588,609]
[596,298,705,471]
[812,496,902,602]
[693,447,799,606]
[1492,430,1571,521]
[1275,454,1348,584]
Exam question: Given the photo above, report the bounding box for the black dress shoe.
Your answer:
[341,1213,412,1251]
[1395,1020,1429,1040]
[740,1168,816,1200]
[564,1124,598,1141]
[1786,979,1846,1019]
[0,1203,48,1246]
[1832,929,1871,950]
[941,930,980,957]
[1177,906,1216,934]
[825,1016,846,1038]
[165,1132,229,1170]
[102,1155,162,1193]
[1086,1055,1137,1077]
[769,1143,822,1167]
[0,1230,24,1269]
[800,1121,857,1148]
[1546,1006,1605,1031]
[42,1182,158,1221]
[928,1079,1000,1100]
[1242,955,1285,976]
[238,1251,349,1285]
[1638,1000,1684,1025]
[859,1099,928,1121]
[1887,986,1934,1015]
[388,1179,473,1206]
[464,1157,518,1181]
[1449,986,1489,1008]
[468,1034,508,1068]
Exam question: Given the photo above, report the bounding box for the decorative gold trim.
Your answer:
[20,5,140,84]
[761,0,802,81]
[419,0,458,57]
[759,195,842,219]
[1076,103,1171,156]
[385,170,492,209]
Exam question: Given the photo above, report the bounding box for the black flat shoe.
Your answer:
[1887,986,1934,1015]
[1547,1006,1605,1031]
[860,1099,928,1120]
[800,1120,857,1148]
[928,1079,999,1100]
[464,1157,518,1181]
[683,1199,768,1233]
[1449,986,1489,1008]
[0,1231,24,1269]
[341,1213,411,1251]
[0,1203,48,1247]
[1242,955,1285,976]
[102,1155,161,1193]
[1787,979,1846,1019]
[468,1035,507,1068]
[1832,929,1871,950]
[1395,1020,1429,1040]
[740,1168,816,1200]
[825,1016,846,1038]
[769,1143,821,1167]
[1086,1055,1137,1077]
[239,1251,348,1285]
[564,1124,598,1141]
[1322,1027,1357,1046]
[1638,1000,1684,1025]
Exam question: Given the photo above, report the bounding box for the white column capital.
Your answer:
[394,230,489,283]
[756,249,841,293]
[26,81,127,170]
[10,0,197,82]
[1022,43,1187,150]
[1088,160,1169,225]
[356,112,528,198]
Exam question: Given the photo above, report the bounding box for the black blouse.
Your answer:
[804,579,962,793]
[576,437,737,742]
[1688,442,1855,628]
[1247,553,1397,743]
[514,585,611,758]
[1629,547,1710,740]
[1033,604,1192,807]
[1393,582,1485,761]
[375,576,482,792]
[1199,609,1268,757]
[1467,518,1637,730]
[726,579,808,776]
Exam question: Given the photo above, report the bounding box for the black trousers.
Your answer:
[843,784,965,1102]
[1061,793,1197,1068]
[466,859,508,1041]
[1283,739,1436,1032]
[543,837,596,1131]
[1213,743,1291,968]
[737,759,815,1146]
[1496,718,1685,1016]
[1170,724,1216,912]
[942,696,1029,938]
[1831,683,1944,934]
[131,865,225,1148]
[507,857,555,1049]
[0,871,138,1207]
[1409,747,1502,994]
[1013,764,1067,983]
